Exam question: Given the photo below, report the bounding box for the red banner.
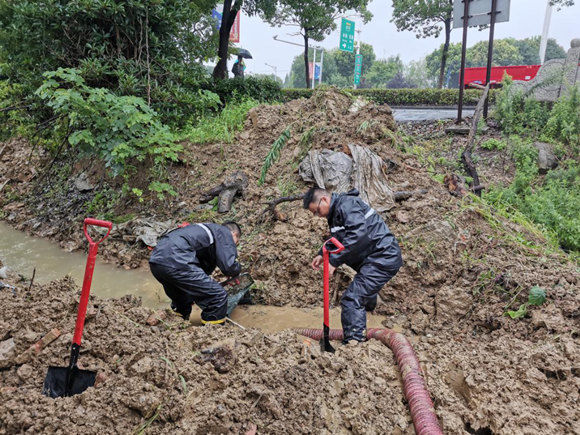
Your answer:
[229,12,240,42]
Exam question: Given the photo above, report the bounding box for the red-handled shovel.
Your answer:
[321,237,344,353]
[43,218,112,398]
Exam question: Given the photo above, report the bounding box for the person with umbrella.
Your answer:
[232,48,252,78]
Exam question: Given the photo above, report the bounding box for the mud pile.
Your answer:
[0,278,408,433]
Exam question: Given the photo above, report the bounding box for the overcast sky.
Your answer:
[232,0,580,79]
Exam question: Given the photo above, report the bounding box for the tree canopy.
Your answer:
[391,0,453,88]
[264,0,372,87]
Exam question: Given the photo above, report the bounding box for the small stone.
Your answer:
[17,364,33,380]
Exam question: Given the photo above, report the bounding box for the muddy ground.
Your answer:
[0,273,578,434]
[1,89,579,433]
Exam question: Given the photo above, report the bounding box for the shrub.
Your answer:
[484,137,579,252]
[493,76,551,135]
[36,68,181,197]
[281,87,496,106]
[543,86,580,147]
[494,75,580,146]
[205,76,282,105]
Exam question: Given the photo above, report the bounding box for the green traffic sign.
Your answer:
[340,18,355,52]
[354,54,362,85]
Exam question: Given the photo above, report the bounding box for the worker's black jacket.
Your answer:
[149,223,241,276]
[322,190,402,270]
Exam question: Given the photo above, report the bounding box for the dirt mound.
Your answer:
[0,278,409,434]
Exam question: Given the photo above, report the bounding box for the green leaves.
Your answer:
[36,67,181,197]
[507,286,547,319]
[507,304,528,319]
[528,286,547,306]
[258,127,291,186]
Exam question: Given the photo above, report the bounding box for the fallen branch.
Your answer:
[15,328,61,364]
[27,268,36,292]
[461,83,490,197]
[260,194,304,222]
[199,171,248,213]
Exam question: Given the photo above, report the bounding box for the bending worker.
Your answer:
[149,221,242,324]
[304,188,402,343]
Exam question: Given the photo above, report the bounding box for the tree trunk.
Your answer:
[438,18,452,88]
[303,31,310,88]
[212,0,240,80]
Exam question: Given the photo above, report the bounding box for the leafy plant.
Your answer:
[480,138,507,151]
[258,127,291,186]
[36,68,181,195]
[507,286,547,319]
[543,86,580,146]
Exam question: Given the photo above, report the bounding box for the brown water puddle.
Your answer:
[0,222,388,331]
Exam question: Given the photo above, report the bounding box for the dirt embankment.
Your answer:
[1,89,576,312]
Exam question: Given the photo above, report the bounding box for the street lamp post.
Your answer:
[272,35,324,88]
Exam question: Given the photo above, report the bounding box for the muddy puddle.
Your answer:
[0,221,389,331]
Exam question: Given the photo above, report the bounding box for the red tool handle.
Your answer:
[322,237,345,328]
[72,218,112,346]
[322,237,344,255]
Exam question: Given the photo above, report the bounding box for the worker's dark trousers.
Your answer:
[149,262,227,323]
[341,262,400,342]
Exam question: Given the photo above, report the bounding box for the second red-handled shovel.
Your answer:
[42,218,112,398]
[321,237,344,353]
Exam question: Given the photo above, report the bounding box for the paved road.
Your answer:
[393,107,475,122]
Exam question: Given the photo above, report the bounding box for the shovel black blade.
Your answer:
[320,324,335,353]
[42,366,96,398]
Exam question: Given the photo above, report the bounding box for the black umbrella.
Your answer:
[235,48,253,59]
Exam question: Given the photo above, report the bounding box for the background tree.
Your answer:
[513,36,567,65]
[265,0,371,88]
[425,37,567,88]
[549,0,575,8]
[404,58,437,88]
[212,0,277,79]
[332,42,375,84]
[391,0,453,89]
[364,55,403,88]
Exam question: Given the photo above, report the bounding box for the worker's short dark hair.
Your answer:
[223,221,242,237]
[302,187,329,209]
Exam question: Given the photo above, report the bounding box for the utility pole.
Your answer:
[353,29,361,89]
[312,47,317,89]
[273,35,323,87]
[265,63,278,78]
[539,1,553,65]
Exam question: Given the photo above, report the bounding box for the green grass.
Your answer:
[180,98,260,144]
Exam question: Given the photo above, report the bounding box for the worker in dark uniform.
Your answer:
[304,188,402,343]
[149,221,242,324]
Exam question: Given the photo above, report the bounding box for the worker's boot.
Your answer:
[170,302,191,321]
